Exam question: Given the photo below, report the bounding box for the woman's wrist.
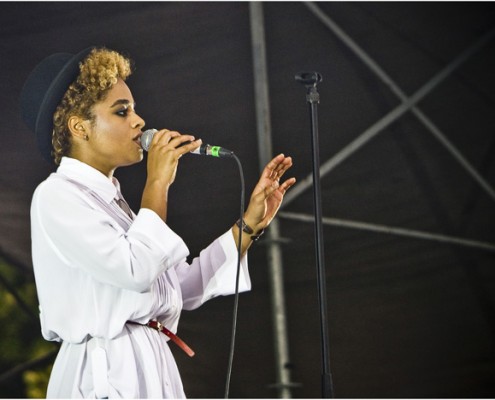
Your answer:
[141,179,170,222]
[235,218,265,242]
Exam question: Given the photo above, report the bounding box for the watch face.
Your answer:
[237,219,254,234]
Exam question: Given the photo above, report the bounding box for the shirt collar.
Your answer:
[56,157,120,204]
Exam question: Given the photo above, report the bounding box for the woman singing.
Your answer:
[20,47,295,398]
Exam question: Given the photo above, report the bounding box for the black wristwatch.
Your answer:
[236,219,265,242]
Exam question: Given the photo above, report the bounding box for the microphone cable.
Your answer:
[224,153,245,399]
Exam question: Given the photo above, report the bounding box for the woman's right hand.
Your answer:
[141,129,202,222]
[145,129,202,187]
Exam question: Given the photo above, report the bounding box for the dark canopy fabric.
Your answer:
[1,2,495,397]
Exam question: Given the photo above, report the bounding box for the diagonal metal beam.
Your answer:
[304,2,495,202]
[282,5,495,209]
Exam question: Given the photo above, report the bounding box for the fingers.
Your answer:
[151,129,180,145]
[169,135,202,156]
[264,154,293,181]
[279,177,296,194]
[261,176,296,198]
[257,154,294,192]
[146,129,201,187]
[251,154,295,198]
[149,129,201,156]
[239,154,296,232]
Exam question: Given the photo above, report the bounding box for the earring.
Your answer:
[83,134,89,141]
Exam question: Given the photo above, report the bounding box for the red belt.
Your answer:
[129,320,195,357]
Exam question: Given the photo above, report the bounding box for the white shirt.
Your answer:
[31,157,250,398]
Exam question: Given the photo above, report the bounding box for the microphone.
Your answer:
[140,129,234,158]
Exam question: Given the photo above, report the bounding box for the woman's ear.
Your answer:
[68,115,89,141]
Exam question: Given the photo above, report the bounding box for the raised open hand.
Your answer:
[242,153,296,235]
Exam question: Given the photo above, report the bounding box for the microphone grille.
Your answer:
[140,128,157,151]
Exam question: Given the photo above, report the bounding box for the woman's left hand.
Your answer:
[242,153,296,236]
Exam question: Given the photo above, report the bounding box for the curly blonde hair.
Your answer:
[52,48,132,165]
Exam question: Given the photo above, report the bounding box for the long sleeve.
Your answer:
[175,230,251,311]
[31,170,190,342]
[32,178,189,292]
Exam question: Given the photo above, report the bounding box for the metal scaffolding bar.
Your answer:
[250,3,294,398]
[305,2,495,202]
[282,9,495,209]
[279,211,495,253]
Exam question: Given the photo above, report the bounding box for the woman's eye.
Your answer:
[116,108,128,117]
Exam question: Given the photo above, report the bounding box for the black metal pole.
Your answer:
[295,72,334,398]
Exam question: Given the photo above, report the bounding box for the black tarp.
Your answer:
[1,2,495,397]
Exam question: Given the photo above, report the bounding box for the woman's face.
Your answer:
[82,78,145,175]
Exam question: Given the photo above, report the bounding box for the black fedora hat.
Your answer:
[20,47,94,163]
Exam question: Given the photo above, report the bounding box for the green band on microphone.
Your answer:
[211,146,221,157]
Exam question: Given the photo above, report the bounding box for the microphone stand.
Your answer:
[295,72,334,398]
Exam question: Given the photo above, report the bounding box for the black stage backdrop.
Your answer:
[1,2,495,398]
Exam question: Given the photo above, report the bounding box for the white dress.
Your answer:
[30,157,251,398]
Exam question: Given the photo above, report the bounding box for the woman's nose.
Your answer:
[132,112,145,129]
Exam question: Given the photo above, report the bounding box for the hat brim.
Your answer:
[34,47,93,163]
